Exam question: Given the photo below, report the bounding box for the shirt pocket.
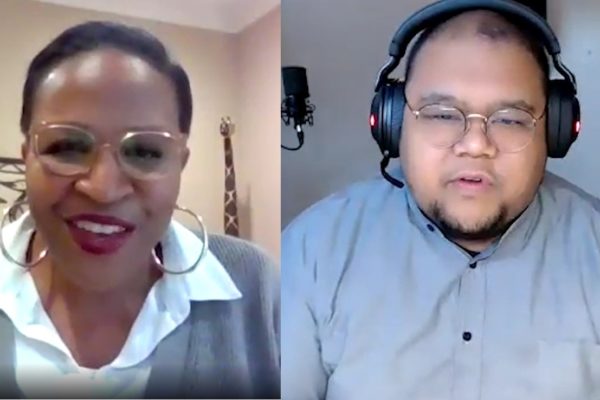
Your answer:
[537,340,600,400]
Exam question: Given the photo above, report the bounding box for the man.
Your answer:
[282,7,600,400]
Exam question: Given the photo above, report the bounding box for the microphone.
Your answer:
[281,66,315,151]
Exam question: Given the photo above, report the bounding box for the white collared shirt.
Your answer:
[0,212,242,398]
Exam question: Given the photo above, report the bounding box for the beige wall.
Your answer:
[235,7,281,260]
[0,0,280,259]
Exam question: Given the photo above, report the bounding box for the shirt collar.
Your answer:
[159,218,242,301]
[0,211,242,321]
[387,166,542,260]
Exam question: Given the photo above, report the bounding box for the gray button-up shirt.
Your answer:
[282,168,600,400]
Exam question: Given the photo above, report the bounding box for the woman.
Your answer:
[0,21,279,399]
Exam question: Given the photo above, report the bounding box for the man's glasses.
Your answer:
[31,123,187,181]
[406,102,545,153]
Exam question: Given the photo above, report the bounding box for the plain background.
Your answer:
[0,0,281,259]
[281,0,600,228]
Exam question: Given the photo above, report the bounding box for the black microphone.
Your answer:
[281,66,315,151]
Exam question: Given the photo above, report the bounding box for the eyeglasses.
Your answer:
[406,102,545,153]
[31,123,188,180]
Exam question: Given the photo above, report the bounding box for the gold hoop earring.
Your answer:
[152,204,208,275]
[0,200,48,269]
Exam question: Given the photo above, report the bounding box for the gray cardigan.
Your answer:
[0,234,280,399]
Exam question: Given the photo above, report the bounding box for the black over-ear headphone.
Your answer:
[370,0,581,172]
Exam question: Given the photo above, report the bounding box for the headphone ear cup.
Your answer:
[386,81,406,158]
[546,80,580,158]
[370,80,406,158]
[370,88,386,154]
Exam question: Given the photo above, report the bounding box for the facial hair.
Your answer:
[428,201,510,242]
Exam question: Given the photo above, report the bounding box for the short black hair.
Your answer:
[20,20,193,134]
[404,12,550,95]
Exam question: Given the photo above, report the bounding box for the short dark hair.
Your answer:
[404,12,550,95]
[20,21,193,134]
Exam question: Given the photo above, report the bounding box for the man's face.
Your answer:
[400,28,547,250]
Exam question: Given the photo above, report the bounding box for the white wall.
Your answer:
[545,0,600,199]
[281,0,434,227]
[282,0,600,227]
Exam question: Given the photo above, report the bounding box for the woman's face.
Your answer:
[23,48,189,290]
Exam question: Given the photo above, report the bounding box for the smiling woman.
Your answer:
[0,20,279,399]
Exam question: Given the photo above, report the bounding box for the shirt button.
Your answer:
[469,262,477,269]
[462,331,472,342]
[426,224,435,232]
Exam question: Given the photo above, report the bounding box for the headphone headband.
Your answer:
[389,0,561,59]
[375,0,577,92]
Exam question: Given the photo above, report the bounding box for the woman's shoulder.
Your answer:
[205,233,279,295]
[207,233,275,265]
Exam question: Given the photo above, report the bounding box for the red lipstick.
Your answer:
[65,214,136,255]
